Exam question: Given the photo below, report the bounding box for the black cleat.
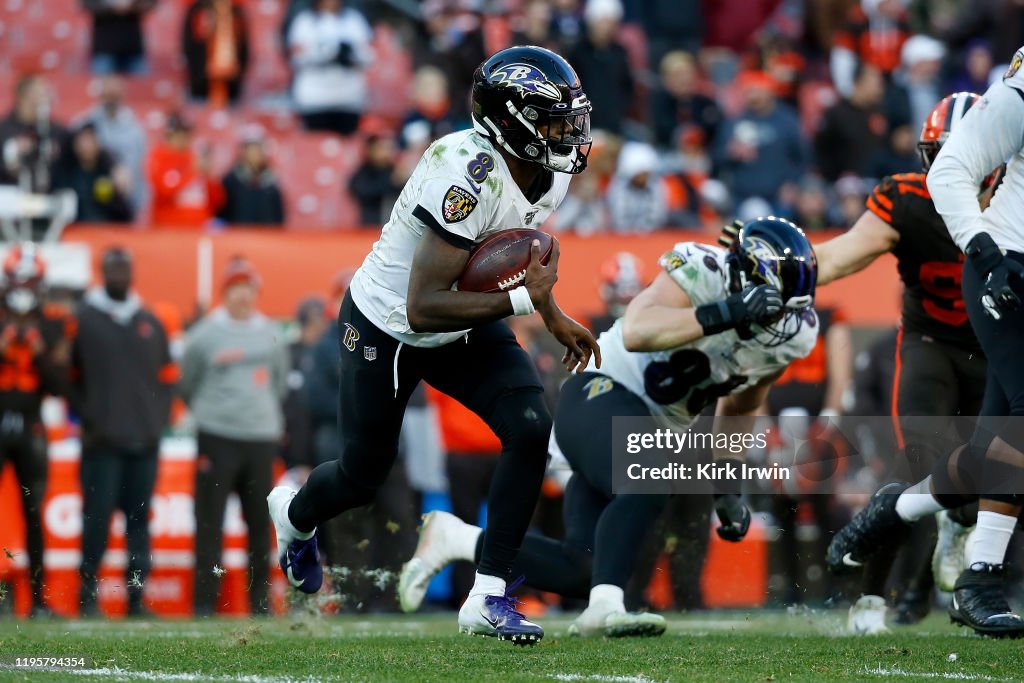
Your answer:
[949,563,1024,638]
[826,482,911,575]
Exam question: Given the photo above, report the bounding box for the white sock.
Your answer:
[449,521,482,563]
[468,572,506,599]
[589,584,625,611]
[283,498,315,540]
[894,482,943,522]
[967,511,1017,567]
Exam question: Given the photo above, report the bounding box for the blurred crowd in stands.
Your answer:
[0,0,1018,234]
[5,0,1024,619]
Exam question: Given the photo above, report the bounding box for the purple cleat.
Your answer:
[268,486,323,594]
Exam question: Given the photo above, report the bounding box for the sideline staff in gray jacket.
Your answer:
[180,257,288,616]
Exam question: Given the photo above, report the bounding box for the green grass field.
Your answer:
[1,611,1023,683]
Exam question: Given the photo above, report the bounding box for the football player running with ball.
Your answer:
[828,48,1024,638]
[399,217,819,637]
[267,46,600,646]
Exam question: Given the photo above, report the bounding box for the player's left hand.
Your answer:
[713,493,751,542]
[982,258,1024,320]
[544,310,601,373]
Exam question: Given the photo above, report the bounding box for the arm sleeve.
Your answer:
[866,176,899,226]
[412,177,492,250]
[927,73,1024,251]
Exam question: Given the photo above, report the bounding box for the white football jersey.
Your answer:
[349,129,571,347]
[587,242,819,423]
[928,45,1024,252]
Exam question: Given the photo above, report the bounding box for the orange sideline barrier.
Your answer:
[0,439,285,617]
[62,227,901,326]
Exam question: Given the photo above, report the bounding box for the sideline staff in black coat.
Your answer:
[72,247,175,617]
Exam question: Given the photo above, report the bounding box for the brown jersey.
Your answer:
[0,303,75,422]
[866,173,979,351]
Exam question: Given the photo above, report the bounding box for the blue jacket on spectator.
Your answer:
[713,100,807,204]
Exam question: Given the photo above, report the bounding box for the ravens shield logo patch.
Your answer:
[442,185,478,223]
[1006,51,1023,81]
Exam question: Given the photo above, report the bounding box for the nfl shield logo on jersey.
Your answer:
[442,185,479,223]
[364,346,377,361]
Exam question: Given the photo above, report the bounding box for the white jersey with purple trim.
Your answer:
[584,241,818,422]
[349,129,570,348]
[928,45,1024,252]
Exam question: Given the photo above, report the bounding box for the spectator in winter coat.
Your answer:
[814,63,889,182]
[0,75,68,194]
[713,71,807,205]
[54,123,133,223]
[288,0,374,136]
[607,141,668,233]
[148,112,224,227]
[78,76,148,213]
[219,128,284,225]
[348,135,402,227]
[183,0,250,105]
[650,51,722,150]
[567,0,634,134]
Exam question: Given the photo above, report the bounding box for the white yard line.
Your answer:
[548,675,661,683]
[66,667,322,683]
[863,664,1014,682]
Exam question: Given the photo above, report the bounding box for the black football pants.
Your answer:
[0,428,48,607]
[289,290,550,580]
[470,372,669,597]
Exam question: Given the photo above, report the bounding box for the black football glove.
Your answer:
[966,232,1024,320]
[713,493,751,542]
[695,283,783,337]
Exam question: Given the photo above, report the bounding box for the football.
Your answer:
[457,229,554,293]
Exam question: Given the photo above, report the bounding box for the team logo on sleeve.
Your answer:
[1005,51,1023,81]
[492,64,562,100]
[442,185,479,223]
[659,250,686,272]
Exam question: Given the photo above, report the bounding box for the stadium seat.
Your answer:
[279,133,362,229]
[365,24,413,123]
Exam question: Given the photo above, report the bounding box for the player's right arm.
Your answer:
[405,230,557,332]
[815,209,899,286]
[622,247,782,351]
[622,271,704,351]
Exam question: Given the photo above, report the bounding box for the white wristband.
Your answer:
[508,286,535,316]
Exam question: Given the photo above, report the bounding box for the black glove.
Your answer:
[713,493,751,542]
[966,232,1024,320]
[335,42,354,67]
[695,283,783,337]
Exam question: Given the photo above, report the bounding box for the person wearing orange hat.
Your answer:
[179,256,289,616]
